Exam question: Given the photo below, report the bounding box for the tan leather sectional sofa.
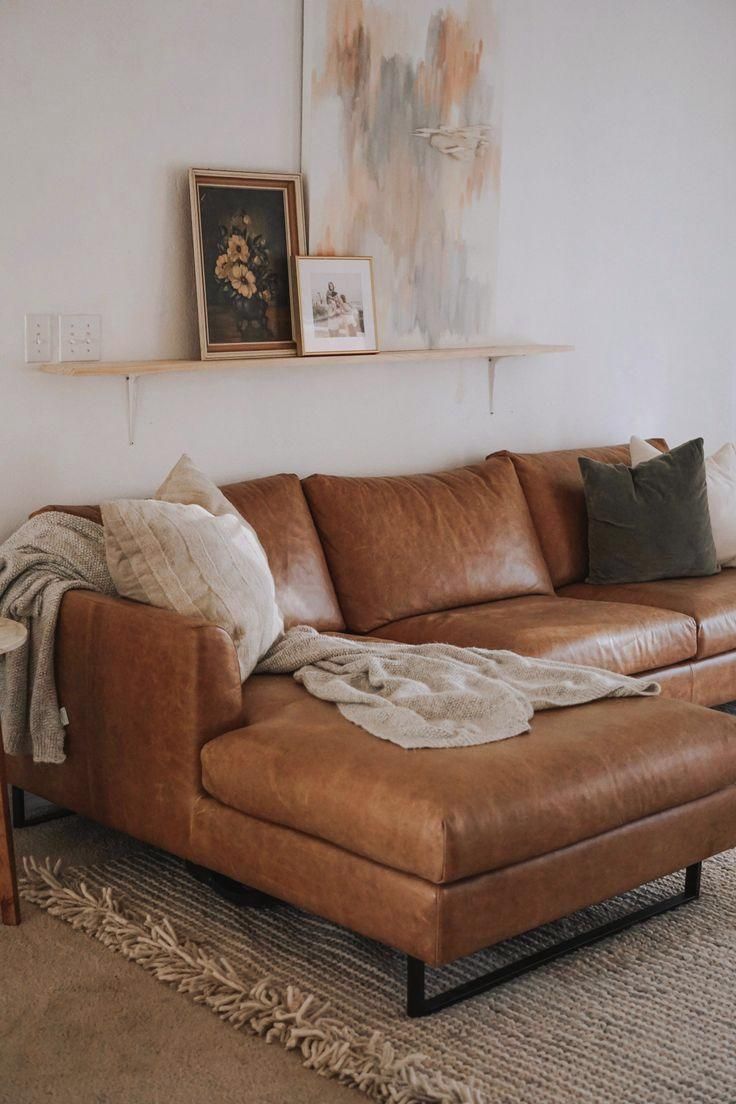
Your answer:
[7,441,736,1014]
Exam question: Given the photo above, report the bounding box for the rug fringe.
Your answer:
[19,857,483,1104]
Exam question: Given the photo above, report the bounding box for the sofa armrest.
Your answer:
[6,589,245,856]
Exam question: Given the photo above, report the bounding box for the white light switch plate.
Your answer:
[25,314,53,362]
[59,314,101,361]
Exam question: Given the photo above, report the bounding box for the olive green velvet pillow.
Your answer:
[578,438,719,585]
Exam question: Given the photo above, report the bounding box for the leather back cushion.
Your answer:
[302,457,553,634]
[35,473,345,632]
[219,474,344,630]
[492,440,668,588]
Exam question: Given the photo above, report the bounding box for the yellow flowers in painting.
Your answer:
[212,214,278,331]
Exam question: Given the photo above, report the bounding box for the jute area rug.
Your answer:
[20,846,736,1104]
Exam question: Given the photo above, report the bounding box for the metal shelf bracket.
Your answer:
[126,375,138,446]
[488,357,497,415]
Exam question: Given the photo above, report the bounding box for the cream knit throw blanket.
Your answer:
[257,626,660,749]
[0,512,115,764]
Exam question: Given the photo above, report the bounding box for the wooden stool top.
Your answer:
[0,619,27,656]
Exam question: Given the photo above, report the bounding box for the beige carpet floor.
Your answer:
[5,807,736,1103]
[0,812,352,1104]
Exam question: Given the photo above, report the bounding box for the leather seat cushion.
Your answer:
[491,440,668,588]
[302,457,553,634]
[560,573,736,660]
[374,594,696,673]
[201,675,736,884]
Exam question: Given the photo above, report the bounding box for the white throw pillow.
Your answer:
[630,436,736,567]
[102,497,282,682]
[155,453,269,562]
[155,452,283,641]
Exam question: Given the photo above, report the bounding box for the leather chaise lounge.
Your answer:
[7,442,736,1015]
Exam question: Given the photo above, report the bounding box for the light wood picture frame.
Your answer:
[189,169,306,360]
[291,255,379,356]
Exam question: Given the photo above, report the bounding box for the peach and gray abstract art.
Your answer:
[302,0,501,349]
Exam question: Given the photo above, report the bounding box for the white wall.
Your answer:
[1,0,735,538]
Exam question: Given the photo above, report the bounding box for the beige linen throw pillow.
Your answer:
[156,453,242,522]
[102,456,283,681]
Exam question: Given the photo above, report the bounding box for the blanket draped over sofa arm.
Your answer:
[0,512,116,763]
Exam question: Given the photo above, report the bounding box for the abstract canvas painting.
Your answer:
[302,0,501,349]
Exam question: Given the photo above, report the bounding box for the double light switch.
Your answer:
[25,314,102,363]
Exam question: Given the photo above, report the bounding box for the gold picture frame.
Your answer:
[291,255,379,356]
[189,169,306,360]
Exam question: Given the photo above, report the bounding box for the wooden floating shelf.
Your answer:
[39,343,573,445]
[40,344,573,377]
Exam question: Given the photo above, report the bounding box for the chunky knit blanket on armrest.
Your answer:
[0,512,115,764]
[257,625,660,750]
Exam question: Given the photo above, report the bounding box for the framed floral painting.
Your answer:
[189,169,306,359]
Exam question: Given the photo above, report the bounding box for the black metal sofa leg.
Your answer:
[184,860,279,908]
[10,786,73,829]
[407,862,702,1017]
[10,786,25,829]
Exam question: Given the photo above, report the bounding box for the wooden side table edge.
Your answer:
[0,748,20,925]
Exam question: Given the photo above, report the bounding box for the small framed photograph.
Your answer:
[189,168,306,360]
[292,256,378,356]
